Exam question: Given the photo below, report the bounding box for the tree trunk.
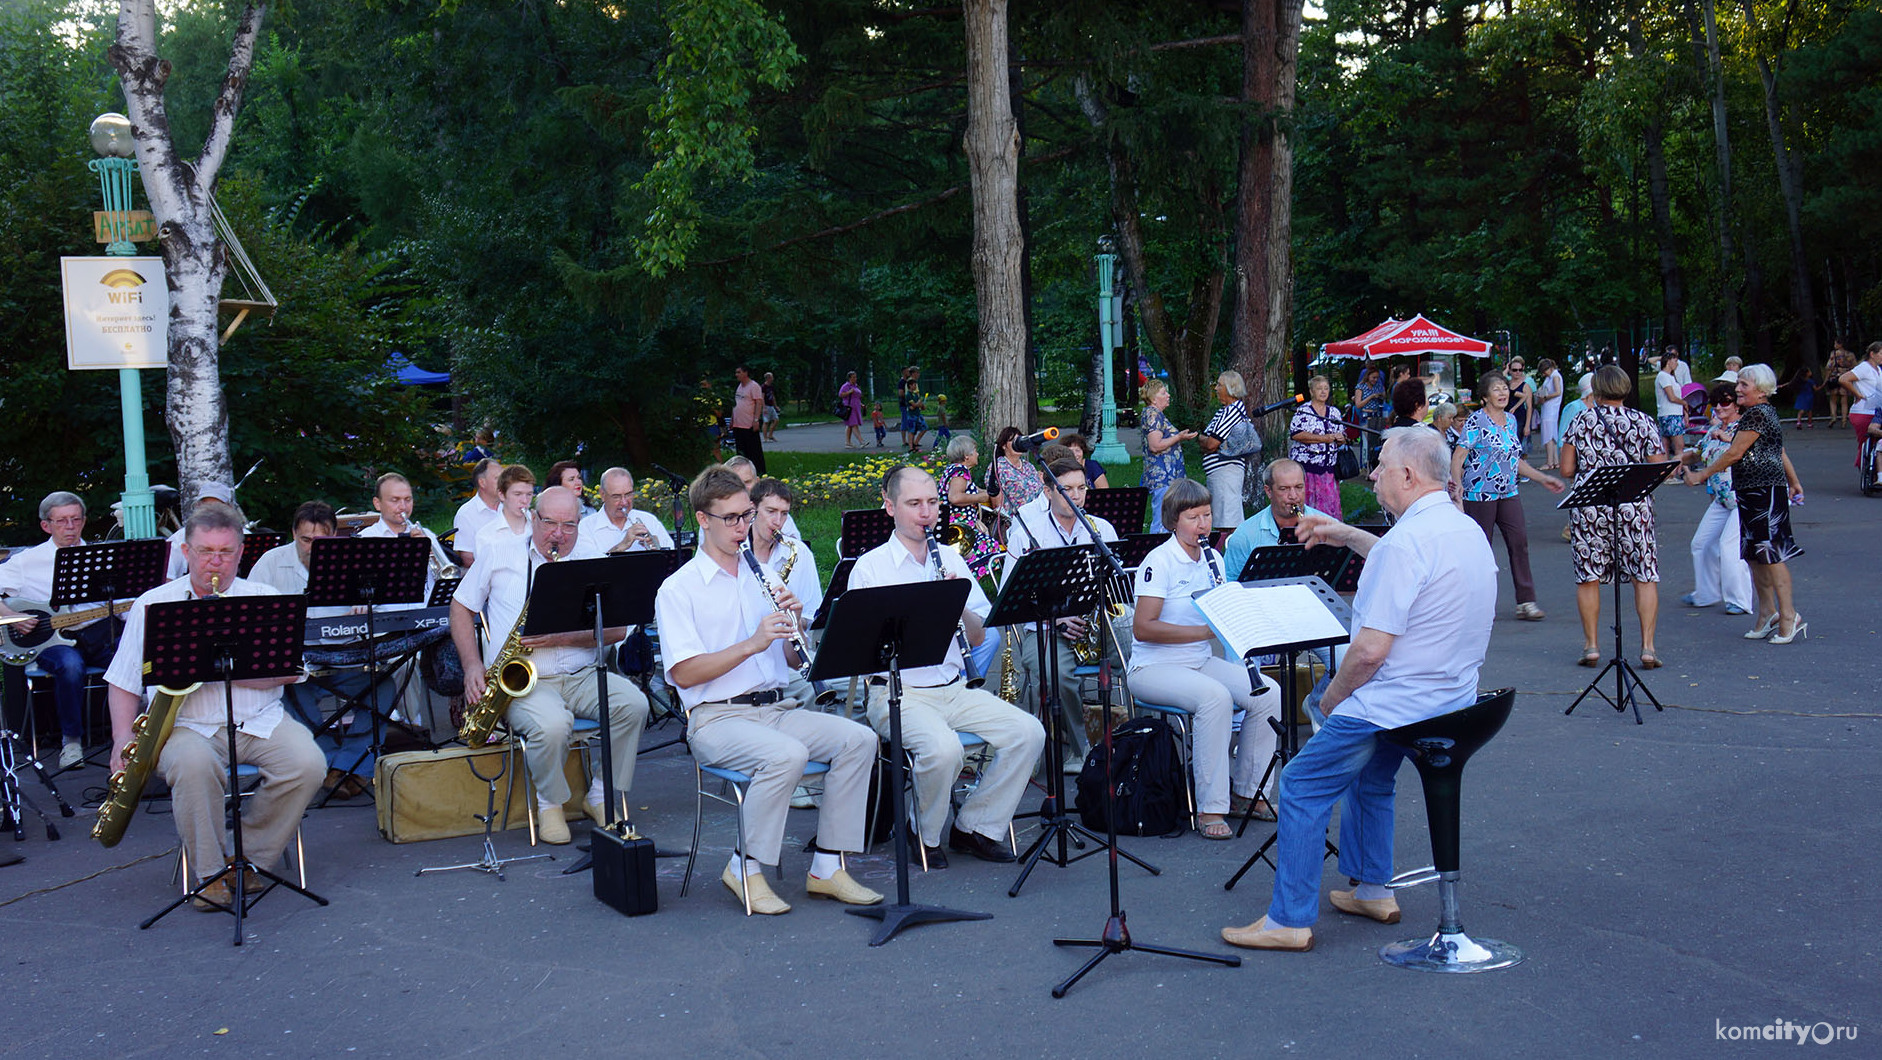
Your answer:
[1691,0,1740,360]
[1628,12,1685,351]
[110,0,266,509]
[1740,0,1820,371]
[963,0,1031,435]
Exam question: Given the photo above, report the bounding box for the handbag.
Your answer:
[831,400,848,420]
[1334,445,1362,481]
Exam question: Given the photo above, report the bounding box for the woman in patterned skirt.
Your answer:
[939,435,1002,578]
[1560,366,1673,668]
[1679,364,1806,643]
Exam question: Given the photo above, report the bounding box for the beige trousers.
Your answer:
[866,680,1045,847]
[686,700,876,866]
[1125,658,1281,814]
[159,719,325,885]
[506,668,647,804]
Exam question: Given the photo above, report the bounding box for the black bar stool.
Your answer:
[1377,686,1523,972]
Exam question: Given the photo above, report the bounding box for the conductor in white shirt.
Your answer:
[1222,426,1496,952]
[849,466,1045,866]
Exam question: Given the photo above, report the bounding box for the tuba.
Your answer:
[95,571,222,847]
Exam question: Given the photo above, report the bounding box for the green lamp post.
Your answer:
[88,112,157,539]
[1091,237,1128,464]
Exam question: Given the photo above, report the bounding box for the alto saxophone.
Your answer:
[457,549,551,746]
[94,572,221,847]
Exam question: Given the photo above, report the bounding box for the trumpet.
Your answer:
[741,538,812,679]
[925,528,985,688]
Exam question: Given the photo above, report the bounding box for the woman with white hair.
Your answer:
[940,434,1001,578]
[1200,370,1256,528]
[1680,364,1806,642]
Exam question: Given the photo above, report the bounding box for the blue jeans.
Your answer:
[286,672,395,775]
[1265,711,1410,929]
[33,645,90,740]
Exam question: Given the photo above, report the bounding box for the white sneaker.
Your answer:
[1514,602,1545,621]
[59,741,83,769]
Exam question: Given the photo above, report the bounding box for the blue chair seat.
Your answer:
[699,760,831,788]
[686,758,834,915]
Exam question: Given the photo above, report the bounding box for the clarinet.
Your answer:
[741,539,813,679]
[925,529,985,688]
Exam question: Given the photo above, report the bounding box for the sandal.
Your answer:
[1198,817,1233,841]
[1578,648,1601,667]
[1639,652,1663,670]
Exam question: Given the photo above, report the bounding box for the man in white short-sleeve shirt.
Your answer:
[451,458,503,566]
[654,467,880,915]
[579,467,674,554]
[849,467,1044,867]
[1223,426,1495,953]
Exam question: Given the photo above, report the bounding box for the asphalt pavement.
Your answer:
[1,424,1875,1058]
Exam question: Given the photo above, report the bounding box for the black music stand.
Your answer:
[605,547,692,754]
[238,532,285,579]
[137,593,326,946]
[1111,533,1170,570]
[838,509,895,558]
[1560,461,1679,724]
[304,536,432,801]
[990,544,1157,897]
[1236,544,1348,588]
[1086,487,1149,535]
[428,576,462,608]
[525,553,664,877]
[49,539,169,769]
[808,558,856,632]
[809,580,991,946]
[1217,576,1353,890]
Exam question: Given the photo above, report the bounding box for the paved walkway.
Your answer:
[769,416,1146,457]
[1,424,1873,1057]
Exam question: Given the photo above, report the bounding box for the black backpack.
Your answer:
[1075,717,1188,838]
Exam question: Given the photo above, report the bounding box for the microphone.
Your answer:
[651,463,691,488]
[1011,426,1061,453]
[1250,395,1306,416]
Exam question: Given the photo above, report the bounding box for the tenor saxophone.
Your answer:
[95,571,222,847]
[457,600,538,747]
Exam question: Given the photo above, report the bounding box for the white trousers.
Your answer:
[867,680,1045,846]
[1126,657,1282,814]
[1207,462,1247,527]
[1688,501,1752,611]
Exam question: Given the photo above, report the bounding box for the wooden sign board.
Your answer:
[93,210,157,243]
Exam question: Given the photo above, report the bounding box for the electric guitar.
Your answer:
[0,598,134,664]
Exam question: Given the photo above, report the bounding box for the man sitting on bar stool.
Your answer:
[1221,426,1496,952]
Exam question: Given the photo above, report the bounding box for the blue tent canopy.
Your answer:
[385,352,450,386]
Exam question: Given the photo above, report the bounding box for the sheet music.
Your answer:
[1193,582,1348,658]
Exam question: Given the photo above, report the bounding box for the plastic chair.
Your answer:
[1376,687,1523,972]
[682,759,832,916]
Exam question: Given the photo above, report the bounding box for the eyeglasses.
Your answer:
[191,548,238,560]
[702,508,759,526]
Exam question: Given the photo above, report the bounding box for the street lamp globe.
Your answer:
[89,112,135,158]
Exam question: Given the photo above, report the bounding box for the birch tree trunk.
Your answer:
[963,0,1031,435]
[109,1,267,508]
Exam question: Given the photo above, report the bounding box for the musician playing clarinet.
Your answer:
[848,466,1044,867]
[654,467,881,915]
[1127,479,1284,839]
[450,487,647,845]
[104,503,323,911]
[747,478,822,706]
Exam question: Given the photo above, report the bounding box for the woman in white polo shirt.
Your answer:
[1127,479,1282,839]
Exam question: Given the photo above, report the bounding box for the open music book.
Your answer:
[1193,581,1349,659]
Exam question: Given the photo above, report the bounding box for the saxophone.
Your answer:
[457,549,551,746]
[94,571,221,847]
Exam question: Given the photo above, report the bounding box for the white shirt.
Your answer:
[753,536,822,621]
[579,508,674,553]
[474,512,532,554]
[1654,363,1692,416]
[1336,490,1495,729]
[1128,536,1227,671]
[1001,503,1118,632]
[452,495,502,556]
[654,548,794,708]
[165,526,189,579]
[0,539,116,628]
[1850,361,1882,417]
[104,575,293,740]
[451,532,602,677]
[356,518,452,609]
[848,534,990,687]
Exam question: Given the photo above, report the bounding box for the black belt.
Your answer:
[729,689,785,705]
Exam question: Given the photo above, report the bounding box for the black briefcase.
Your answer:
[591,824,659,916]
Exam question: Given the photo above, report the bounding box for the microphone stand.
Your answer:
[1024,449,1239,996]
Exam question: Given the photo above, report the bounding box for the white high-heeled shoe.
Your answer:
[1769,615,1808,645]
[1743,613,1780,640]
